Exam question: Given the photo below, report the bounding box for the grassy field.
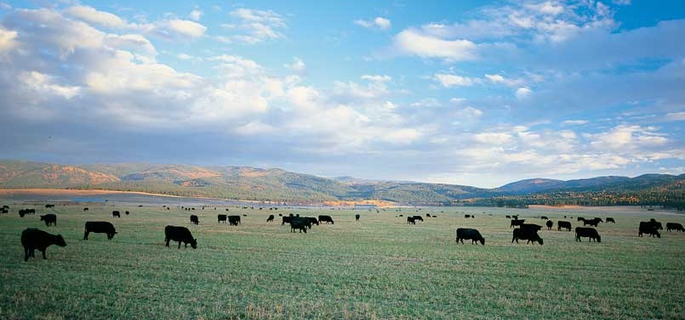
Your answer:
[1,203,684,319]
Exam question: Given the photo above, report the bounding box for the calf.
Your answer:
[228,215,241,226]
[666,222,684,232]
[84,221,117,240]
[557,221,572,231]
[83,208,89,212]
[455,228,485,245]
[546,220,553,230]
[218,214,227,223]
[355,214,360,221]
[465,214,471,218]
[112,211,121,218]
[40,214,57,226]
[21,228,66,261]
[606,217,615,223]
[575,227,601,243]
[318,215,334,224]
[190,215,199,225]
[407,216,416,225]
[164,225,197,249]
[510,219,526,228]
[266,214,275,222]
[512,228,543,245]
[638,221,661,238]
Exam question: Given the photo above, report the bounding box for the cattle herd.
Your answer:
[0,203,682,262]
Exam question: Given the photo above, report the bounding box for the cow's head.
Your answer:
[190,238,197,249]
[56,235,67,247]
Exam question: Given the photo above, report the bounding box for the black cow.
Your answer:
[18,209,36,217]
[541,216,548,220]
[546,220,553,230]
[606,217,615,223]
[84,221,117,240]
[318,215,334,224]
[290,218,310,233]
[426,213,431,218]
[456,228,485,245]
[112,211,121,218]
[577,217,585,222]
[510,219,526,228]
[40,214,57,227]
[558,221,572,231]
[465,214,471,218]
[639,221,661,238]
[228,215,241,226]
[125,211,130,215]
[282,216,294,225]
[21,228,66,261]
[649,219,663,230]
[304,217,319,229]
[583,218,602,227]
[520,224,543,232]
[83,208,89,212]
[575,227,601,243]
[505,215,511,219]
[666,222,685,232]
[190,215,199,225]
[218,214,227,223]
[164,225,197,249]
[45,204,54,208]
[355,214,360,221]
[267,214,275,222]
[413,216,424,222]
[407,216,416,225]
[512,228,544,245]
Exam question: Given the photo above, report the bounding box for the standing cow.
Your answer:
[606,217,615,223]
[639,221,661,238]
[407,217,416,225]
[21,228,66,261]
[112,211,121,218]
[40,214,57,227]
[318,215,334,224]
[666,222,684,232]
[190,215,199,225]
[228,215,241,226]
[84,221,117,240]
[557,221,572,232]
[575,227,601,243]
[266,214,275,222]
[510,219,526,228]
[355,214,360,221]
[456,228,485,245]
[545,220,553,230]
[164,225,197,249]
[512,228,543,245]
[218,214,227,223]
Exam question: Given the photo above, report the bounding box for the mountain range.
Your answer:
[0,160,683,206]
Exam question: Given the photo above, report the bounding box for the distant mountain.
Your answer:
[0,160,683,206]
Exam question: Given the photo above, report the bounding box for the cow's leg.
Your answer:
[178,241,181,249]
[165,238,170,247]
[84,231,89,240]
[24,248,29,261]
[41,249,47,260]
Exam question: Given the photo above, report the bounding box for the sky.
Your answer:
[0,0,684,188]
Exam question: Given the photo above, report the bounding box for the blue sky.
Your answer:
[0,0,683,188]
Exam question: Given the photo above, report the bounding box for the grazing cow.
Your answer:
[18,209,36,217]
[426,213,431,218]
[318,215,334,224]
[355,214,360,221]
[512,228,543,245]
[666,222,684,232]
[164,225,197,249]
[575,227,601,243]
[577,217,585,222]
[45,204,54,208]
[606,217,615,223]
[290,218,310,233]
[304,217,319,229]
[190,215,199,225]
[399,214,403,217]
[83,208,89,212]
[218,214,227,223]
[455,228,485,245]
[40,214,57,227]
[639,221,661,238]
[541,216,549,220]
[125,211,130,215]
[583,218,602,227]
[228,215,241,226]
[510,219,526,228]
[266,214,275,222]
[407,216,416,225]
[546,220,553,230]
[557,221,572,232]
[649,219,663,230]
[506,215,511,219]
[413,216,424,222]
[465,214,471,218]
[84,221,117,240]
[21,228,66,261]
[112,211,121,218]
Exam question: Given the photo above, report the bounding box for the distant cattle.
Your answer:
[290,218,310,233]
[407,217,416,225]
[218,214,227,223]
[18,209,36,217]
[666,222,684,232]
[318,215,334,224]
[465,214,471,218]
[510,219,526,228]
[557,221,572,232]
[83,208,89,212]
[112,211,121,218]
[512,215,519,220]
[190,215,199,225]
[304,217,319,229]
[164,225,197,249]
[512,228,543,245]
[413,216,424,222]
[40,214,57,227]
[226,209,229,212]
[266,214,275,222]
[84,221,117,240]
[583,218,602,227]
[606,217,615,223]
[456,228,485,245]
[355,214,360,221]
[546,220,553,230]
[21,228,66,261]
[45,204,54,209]
[228,215,241,226]
[426,213,431,218]
[575,227,601,243]
[125,211,130,215]
[639,221,661,238]
[577,217,585,222]
[399,214,403,217]
[138,205,143,208]
[506,215,511,219]
[541,216,548,220]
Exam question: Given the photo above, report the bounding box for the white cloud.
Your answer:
[515,87,532,99]
[392,29,477,61]
[434,73,477,87]
[664,112,685,121]
[360,75,392,83]
[525,2,565,16]
[354,17,391,30]
[20,71,81,99]
[284,57,306,73]
[189,9,203,21]
[159,19,207,38]
[222,8,286,44]
[64,5,127,29]
[484,74,525,87]
[0,26,17,52]
[454,106,483,118]
[411,98,441,107]
[587,125,668,151]
[563,119,589,125]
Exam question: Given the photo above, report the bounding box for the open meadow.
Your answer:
[1,203,684,319]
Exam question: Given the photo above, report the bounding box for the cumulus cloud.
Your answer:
[354,17,391,30]
[189,9,203,21]
[284,57,306,73]
[434,73,478,87]
[64,5,127,29]
[515,87,532,99]
[220,8,286,44]
[392,29,477,61]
